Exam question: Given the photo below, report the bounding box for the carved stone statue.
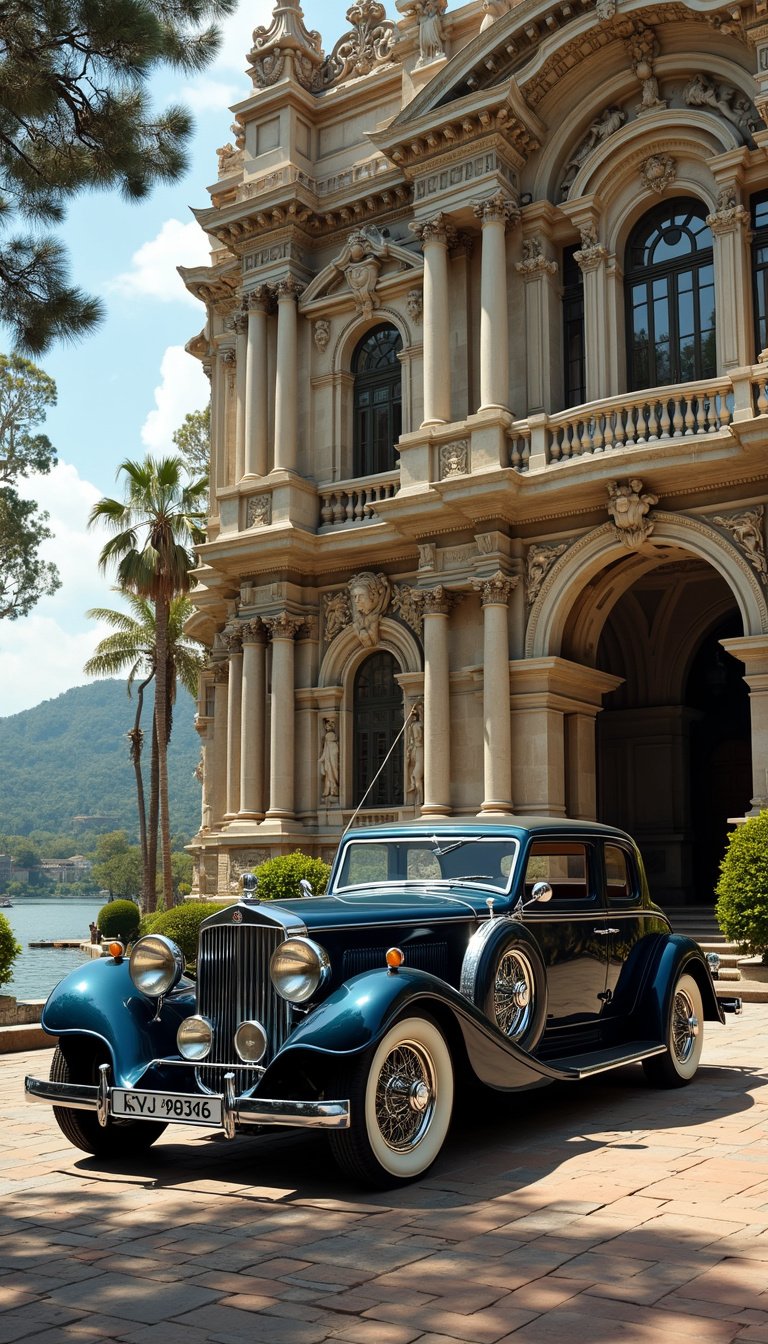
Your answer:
[560,107,626,199]
[684,74,760,142]
[397,0,447,66]
[607,479,659,548]
[480,0,510,30]
[319,718,340,800]
[713,508,768,582]
[348,571,391,646]
[405,703,424,805]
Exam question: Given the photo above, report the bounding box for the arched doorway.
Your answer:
[353,652,404,807]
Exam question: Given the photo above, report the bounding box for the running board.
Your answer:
[544,1041,667,1079]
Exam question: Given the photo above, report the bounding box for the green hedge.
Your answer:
[716,810,768,963]
[252,851,330,902]
[0,913,21,991]
[140,901,228,964]
[97,898,141,942]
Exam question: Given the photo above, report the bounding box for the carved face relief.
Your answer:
[347,571,391,646]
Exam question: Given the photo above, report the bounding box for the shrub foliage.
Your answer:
[252,851,331,902]
[715,811,768,962]
[97,898,141,941]
[0,913,21,991]
[142,901,228,964]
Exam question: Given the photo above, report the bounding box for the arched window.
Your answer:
[352,324,402,477]
[625,199,715,390]
[353,652,404,808]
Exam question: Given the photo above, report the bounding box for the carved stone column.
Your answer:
[574,225,610,402]
[473,572,517,813]
[240,619,267,819]
[234,310,248,482]
[515,237,559,414]
[707,189,751,369]
[265,613,304,818]
[225,627,243,818]
[245,286,273,477]
[412,214,456,425]
[274,277,303,473]
[212,662,229,828]
[473,193,519,413]
[421,586,459,816]
[721,636,768,812]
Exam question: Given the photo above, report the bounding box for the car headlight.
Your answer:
[234,1020,268,1063]
[270,937,330,1003]
[177,1015,213,1061]
[129,935,185,997]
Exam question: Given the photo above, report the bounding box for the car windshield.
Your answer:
[333,836,520,894]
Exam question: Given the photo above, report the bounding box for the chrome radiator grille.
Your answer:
[196,922,291,1094]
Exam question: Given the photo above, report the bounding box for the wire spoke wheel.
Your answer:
[643,971,704,1088]
[492,949,536,1040]
[671,986,698,1065]
[374,1040,437,1152]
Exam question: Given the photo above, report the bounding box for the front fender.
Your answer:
[40,956,197,1088]
[629,934,723,1038]
[263,966,561,1092]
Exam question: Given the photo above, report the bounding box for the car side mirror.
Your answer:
[531,881,553,903]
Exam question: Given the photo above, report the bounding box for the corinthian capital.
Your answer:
[249,284,276,312]
[421,584,462,616]
[276,275,305,302]
[265,612,306,640]
[233,309,249,335]
[473,571,518,605]
[409,212,458,248]
[472,192,520,228]
[242,617,267,644]
[225,626,243,654]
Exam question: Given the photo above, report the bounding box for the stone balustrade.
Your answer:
[319,472,399,529]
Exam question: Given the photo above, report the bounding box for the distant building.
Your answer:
[182,0,768,907]
[0,854,11,884]
[40,858,93,883]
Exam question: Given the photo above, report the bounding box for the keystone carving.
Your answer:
[332,226,390,318]
[348,571,391,646]
[607,478,659,548]
[640,153,677,195]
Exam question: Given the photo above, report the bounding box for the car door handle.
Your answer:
[593,927,619,935]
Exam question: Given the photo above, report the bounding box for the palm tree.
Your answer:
[84,592,204,909]
[89,456,206,910]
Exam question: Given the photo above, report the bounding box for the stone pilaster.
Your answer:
[721,636,768,811]
[212,662,229,828]
[240,618,267,819]
[274,277,303,472]
[515,236,559,414]
[411,214,456,425]
[265,613,305,819]
[574,223,610,402]
[420,586,461,816]
[707,188,751,368]
[472,193,519,413]
[225,627,243,817]
[245,286,273,477]
[234,310,248,482]
[473,572,518,813]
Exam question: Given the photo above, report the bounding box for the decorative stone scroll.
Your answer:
[712,507,768,584]
[472,571,518,605]
[526,543,570,606]
[607,478,659,548]
[439,440,469,478]
[247,495,272,528]
[323,590,352,643]
[315,0,398,88]
[706,187,748,235]
[515,237,558,277]
[348,571,391,646]
[640,153,677,195]
[392,584,424,634]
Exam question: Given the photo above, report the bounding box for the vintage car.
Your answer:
[26,819,741,1186]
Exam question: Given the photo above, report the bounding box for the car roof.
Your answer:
[339,816,635,842]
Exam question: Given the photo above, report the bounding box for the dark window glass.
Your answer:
[352,325,402,477]
[563,244,585,408]
[752,192,768,356]
[353,652,404,808]
[625,200,716,390]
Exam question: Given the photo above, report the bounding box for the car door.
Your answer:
[602,841,646,1001]
[522,836,610,1045]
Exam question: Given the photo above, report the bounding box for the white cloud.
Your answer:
[110,218,210,306]
[141,345,210,454]
[0,461,125,717]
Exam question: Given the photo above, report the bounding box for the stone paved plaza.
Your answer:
[2,1012,768,1344]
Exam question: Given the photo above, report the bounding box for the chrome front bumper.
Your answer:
[25,1065,350,1138]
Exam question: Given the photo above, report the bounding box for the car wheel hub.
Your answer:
[376,1042,437,1151]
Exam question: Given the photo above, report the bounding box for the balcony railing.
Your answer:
[319,472,399,529]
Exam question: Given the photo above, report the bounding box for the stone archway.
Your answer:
[524,514,767,905]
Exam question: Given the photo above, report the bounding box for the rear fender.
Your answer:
[628,935,723,1038]
[263,966,561,1092]
[40,956,197,1088]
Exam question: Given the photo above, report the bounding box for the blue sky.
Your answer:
[1,0,390,716]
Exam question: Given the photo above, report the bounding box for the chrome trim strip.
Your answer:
[24,1074,350,1132]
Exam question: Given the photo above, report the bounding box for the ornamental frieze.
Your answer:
[712,507,768,584]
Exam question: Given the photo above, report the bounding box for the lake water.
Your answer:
[1,899,102,1001]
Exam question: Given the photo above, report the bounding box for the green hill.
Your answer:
[0,680,200,838]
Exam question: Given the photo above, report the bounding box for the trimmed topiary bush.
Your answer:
[715,810,768,963]
[252,851,331,902]
[97,898,141,942]
[0,913,21,991]
[143,901,228,964]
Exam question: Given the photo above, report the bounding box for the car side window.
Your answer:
[604,844,638,906]
[524,841,592,903]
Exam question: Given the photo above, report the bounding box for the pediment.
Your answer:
[300,225,423,315]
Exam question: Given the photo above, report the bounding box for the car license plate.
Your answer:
[112,1089,223,1126]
